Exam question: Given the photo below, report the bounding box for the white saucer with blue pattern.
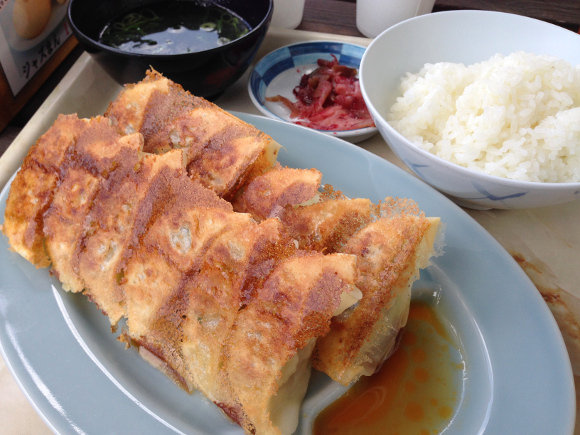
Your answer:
[248,41,378,143]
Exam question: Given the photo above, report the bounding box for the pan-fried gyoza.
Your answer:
[2,70,443,434]
[104,70,280,200]
[277,192,441,385]
[4,114,91,268]
[232,163,323,220]
[311,203,440,385]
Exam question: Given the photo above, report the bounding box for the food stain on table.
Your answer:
[313,300,465,435]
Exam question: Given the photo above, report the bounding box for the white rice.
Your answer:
[387,52,580,183]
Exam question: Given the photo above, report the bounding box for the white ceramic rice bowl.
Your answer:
[359,10,580,209]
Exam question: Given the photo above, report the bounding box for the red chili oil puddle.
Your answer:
[313,300,464,435]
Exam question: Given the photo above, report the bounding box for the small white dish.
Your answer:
[248,41,378,143]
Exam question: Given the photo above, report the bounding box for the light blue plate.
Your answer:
[248,41,378,143]
[0,113,574,434]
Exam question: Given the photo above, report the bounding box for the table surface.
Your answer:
[1,1,579,434]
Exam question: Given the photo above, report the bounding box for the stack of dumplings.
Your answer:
[3,70,442,435]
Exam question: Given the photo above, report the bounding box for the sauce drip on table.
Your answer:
[313,300,464,435]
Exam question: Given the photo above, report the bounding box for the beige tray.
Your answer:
[1,27,578,434]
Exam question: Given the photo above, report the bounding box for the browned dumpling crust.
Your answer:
[218,251,358,435]
[105,69,277,200]
[44,120,143,293]
[233,163,323,220]
[312,207,441,386]
[2,70,443,435]
[173,218,296,397]
[280,196,373,253]
[77,150,185,324]
[3,114,89,267]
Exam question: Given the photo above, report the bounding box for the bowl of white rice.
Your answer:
[359,10,580,209]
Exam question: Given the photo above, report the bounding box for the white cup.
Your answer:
[271,0,306,29]
[356,0,436,38]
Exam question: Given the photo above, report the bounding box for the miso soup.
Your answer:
[99,1,251,55]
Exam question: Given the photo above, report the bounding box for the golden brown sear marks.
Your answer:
[180,218,297,399]
[123,248,183,342]
[123,171,243,339]
[121,212,253,393]
[145,102,231,160]
[233,218,298,305]
[312,209,440,386]
[3,114,89,267]
[115,164,257,391]
[106,69,274,200]
[185,117,272,200]
[137,171,235,269]
[44,120,144,292]
[4,168,58,268]
[124,200,251,346]
[104,71,173,137]
[219,251,358,435]
[137,88,209,154]
[77,150,184,325]
[169,226,258,395]
[280,196,373,253]
[141,206,239,271]
[105,69,209,144]
[126,217,297,396]
[2,69,444,435]
[44,167,100,292]
[233,163,323,220]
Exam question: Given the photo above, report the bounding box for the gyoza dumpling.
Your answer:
[123,181,255,390]
[3,114,89,267]
[232,163,323,220]
[312,202,441,386]
[77,150,185,325]
[280,196,373,253]
[218,251,360,435]
[44,118,143,292]
[105,69,280,200]
[179,218,296,399]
